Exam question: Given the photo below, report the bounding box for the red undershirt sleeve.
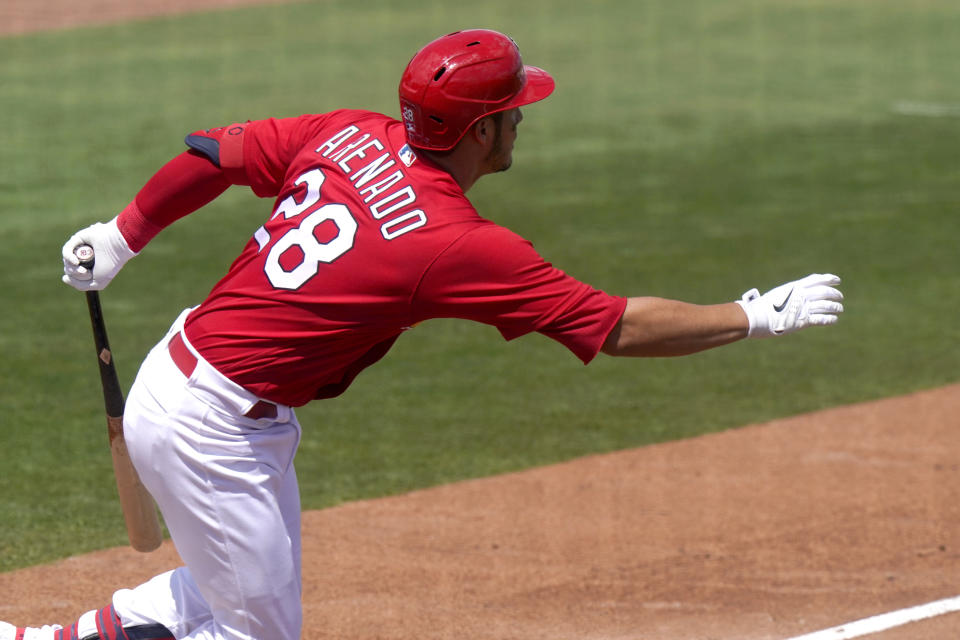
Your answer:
[115,150,231,253]
[116,116,333,252]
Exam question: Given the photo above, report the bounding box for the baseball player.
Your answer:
[3,29,843,640]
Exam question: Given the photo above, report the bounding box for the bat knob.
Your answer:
[75,244,95,270]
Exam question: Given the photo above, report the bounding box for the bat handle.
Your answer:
[75,244,95,270]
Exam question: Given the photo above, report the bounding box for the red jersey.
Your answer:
[181,110,626,406]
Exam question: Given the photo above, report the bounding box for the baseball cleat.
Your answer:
[0,621,63,640]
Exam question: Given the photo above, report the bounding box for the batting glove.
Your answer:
[736,273,844,338]
[61,216,137,291]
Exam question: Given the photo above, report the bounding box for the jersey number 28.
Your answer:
[257,168,357,290]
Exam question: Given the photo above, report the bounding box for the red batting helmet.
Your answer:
[398,29,555,151]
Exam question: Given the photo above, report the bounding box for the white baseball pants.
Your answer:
[116,309,303,640]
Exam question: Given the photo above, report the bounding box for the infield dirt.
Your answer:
[3,385,960,639]
[2,3,959,638]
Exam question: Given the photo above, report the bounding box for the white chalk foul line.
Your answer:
[784,595,960,640]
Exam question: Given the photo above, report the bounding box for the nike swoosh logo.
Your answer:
[773,288,794,312]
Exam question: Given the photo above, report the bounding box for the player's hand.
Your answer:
[736,273,843,338]
[61,216,137,291]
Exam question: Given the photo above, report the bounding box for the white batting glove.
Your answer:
[736,273,844,338]
[61,216,137,291]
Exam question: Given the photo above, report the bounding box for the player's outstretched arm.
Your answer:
[601,298,748,357]
[601,273,844,357]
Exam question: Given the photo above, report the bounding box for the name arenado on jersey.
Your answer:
[316,124,427,240]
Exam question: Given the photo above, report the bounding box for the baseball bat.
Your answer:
[75,245,163,552]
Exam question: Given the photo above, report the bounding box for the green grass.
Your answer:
[2,0,959,571]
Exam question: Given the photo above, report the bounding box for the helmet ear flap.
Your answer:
[398,29,554,151]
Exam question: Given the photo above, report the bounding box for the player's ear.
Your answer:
[476,117,489,142]
[472,116,493,145]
